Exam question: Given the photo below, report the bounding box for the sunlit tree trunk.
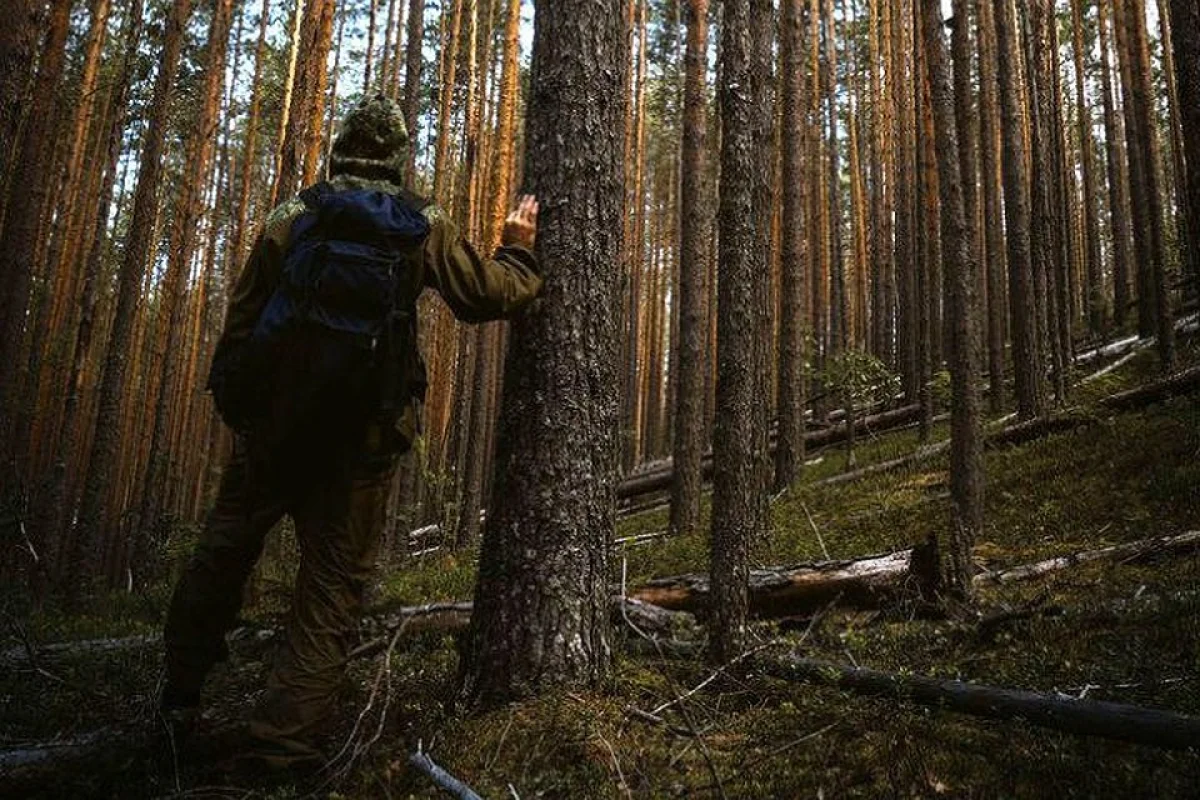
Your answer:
[71,0,197,600]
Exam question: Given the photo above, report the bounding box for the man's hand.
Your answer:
[501,194,539,250]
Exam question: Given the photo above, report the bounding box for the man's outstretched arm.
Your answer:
[423,195,544,323]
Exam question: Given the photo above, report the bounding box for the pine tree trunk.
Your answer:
[1169,0,1200,291]
[922,0,983,599]
[136,0,234,555]
[1117,0,1174,367]
[1072,0,1105,334]
[0,0,74,464]
[773,0,807,494]
[460,0,625,704]
[402,0,425,181]
[70,0,196,600]
[995,0,1043,419]
[0,0,40,202]
[709,0,774,665]
[1098,0,1134,329]
[977,0,1007,412]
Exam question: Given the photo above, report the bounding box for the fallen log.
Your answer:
[982,412,1095,448]
[616,404,922,501]
[975,531,1200,586]
[631,531,1200,619]
[756,653,1200,750]
[631,549,921,615]
[1099,364,1200,412]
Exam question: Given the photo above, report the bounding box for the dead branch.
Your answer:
[408,750,484,800]
[757,652,1200,750]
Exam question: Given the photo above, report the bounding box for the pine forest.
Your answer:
[1,0,1199,794]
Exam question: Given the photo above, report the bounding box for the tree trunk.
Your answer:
[1098,0,1134,330]
[774,0,807,494]
[995,0,1043,419]
[460,0,626,704]
[709,0,775,665]
[69,0,196,600]
[0,0,73,464]
[977,0,1007,413]
[402,0,425,181]
[0,0,40,202]
[670,0,710,534]
[1169,0,1200,292]
[758,653,1200,751]
[136,0,234,554]
[1072,0,1105,335]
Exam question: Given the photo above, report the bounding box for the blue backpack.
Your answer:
[209,181,430,466]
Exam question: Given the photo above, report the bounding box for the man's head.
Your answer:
[329,94,409,184]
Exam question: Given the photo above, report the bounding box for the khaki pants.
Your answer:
[164,438,396,764]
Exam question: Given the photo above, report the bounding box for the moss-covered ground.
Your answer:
[3,341,1199,798]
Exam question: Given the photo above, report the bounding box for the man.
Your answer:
[160,95,541,769]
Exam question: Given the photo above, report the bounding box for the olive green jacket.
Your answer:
[215,173,542,451]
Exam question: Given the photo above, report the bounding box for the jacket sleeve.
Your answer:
[421,207,543,323]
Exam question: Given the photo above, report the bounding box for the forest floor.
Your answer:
[3,337,1200,798]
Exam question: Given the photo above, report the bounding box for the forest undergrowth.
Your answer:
[3,340,1199,798]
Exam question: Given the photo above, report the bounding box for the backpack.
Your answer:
[208,181,430,470]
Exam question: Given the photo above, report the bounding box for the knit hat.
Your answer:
[329,94,409,183]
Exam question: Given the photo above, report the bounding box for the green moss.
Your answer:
[7,343,1200,797]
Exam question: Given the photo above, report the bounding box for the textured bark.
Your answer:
[137,0,234,549]
[38,0,144,584]
[1121,0,1173,368]
[0,0,73,461]
[709,0,775,664]
[70,0,196,599]
[1025,0,1063,403]
[773,0,807,494]
[995,0,1043,419]
[1072,0,1105,335]
[669,0,710,536]
[402,0,425,181]
[432,0,463,203]
[460,0,626,704]
[1169,0,1200,291]
[0,0,40,200]
[895,0,919,402]
[977,0,1006,413]
[273,0,335,204]
[1098,0,1134,328]
[924,0,982,600]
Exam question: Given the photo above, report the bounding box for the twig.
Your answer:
[594,731,633,799]
[649,639,785,717]
[408,750,484,800]
[800,502,830,560]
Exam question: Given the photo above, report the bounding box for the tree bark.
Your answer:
[670,0,711,534]
[69,0,196,600]
[0,0,74,464]
[758,652,1200,751]
[709,0,775,664]
[1169,0,1200,292]
[995,0,1043,419]
[460,0,626,704]
[923,0,983,600]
